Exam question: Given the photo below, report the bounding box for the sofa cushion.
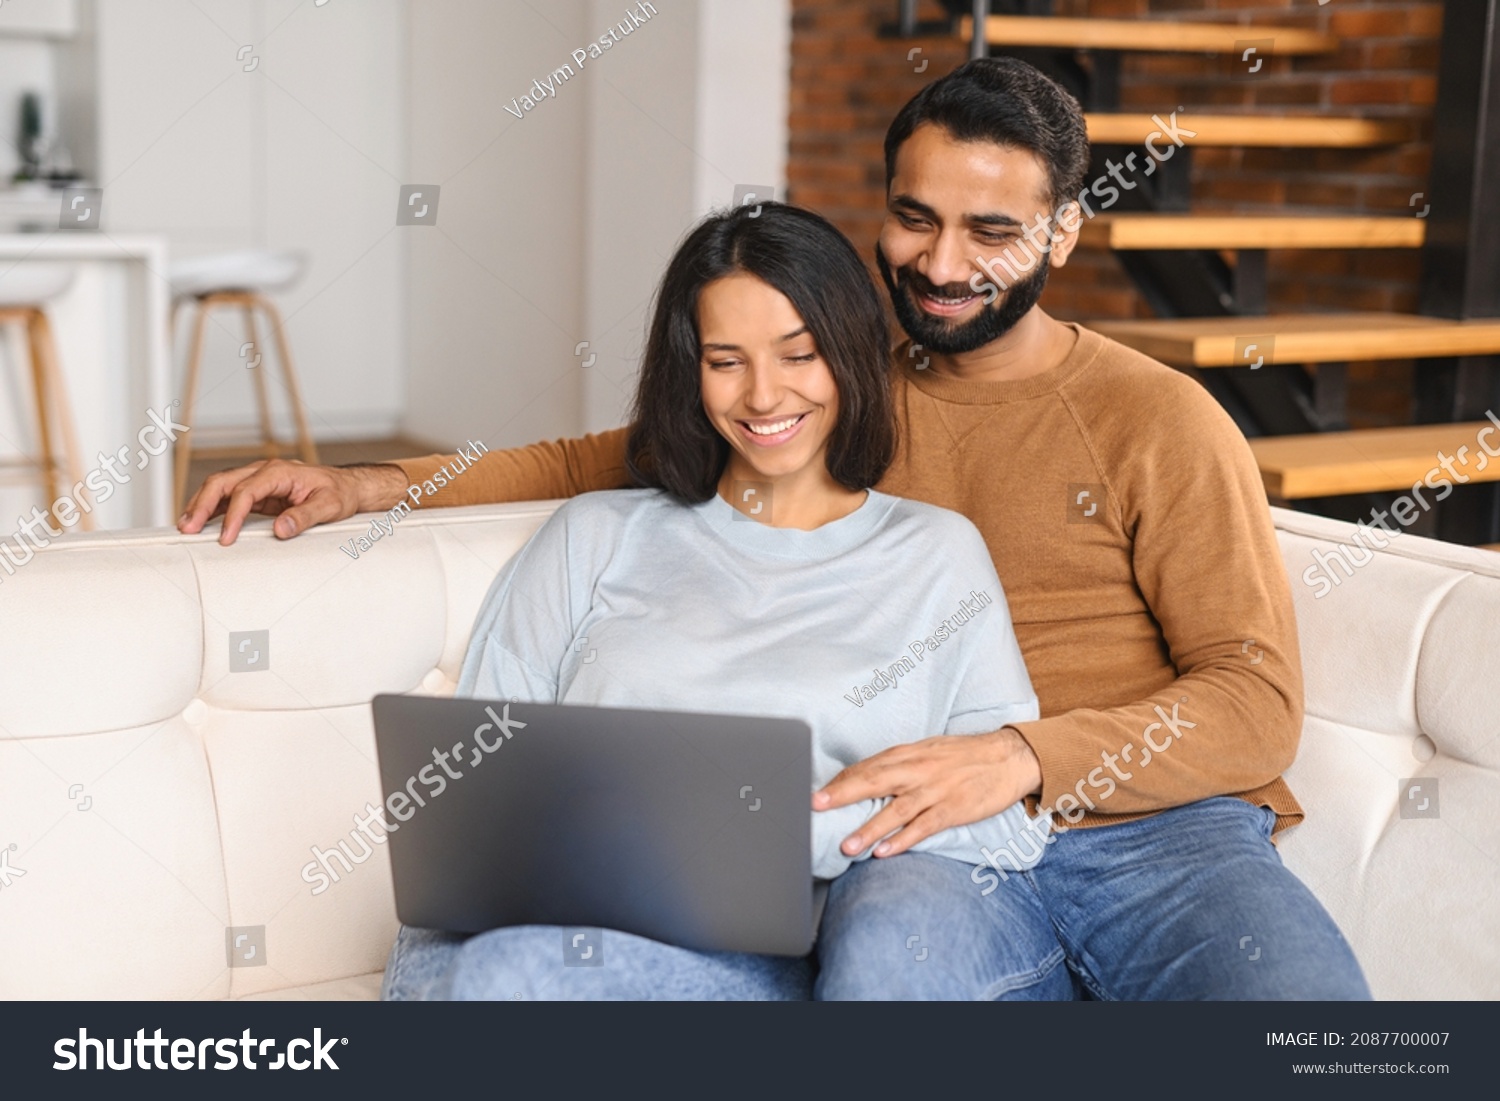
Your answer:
[0,545,201,738]
[0,719,229,999]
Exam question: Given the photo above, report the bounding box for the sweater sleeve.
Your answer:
[1010,377,1304,823]
[395,426,633,508]
[454,498,597,704]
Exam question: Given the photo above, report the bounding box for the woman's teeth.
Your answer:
[746,414,805,436]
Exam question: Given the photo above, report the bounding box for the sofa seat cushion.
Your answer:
[237,971,384,1001]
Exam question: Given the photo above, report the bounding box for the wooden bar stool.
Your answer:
[168,250,318,512]
[0,263,93,532]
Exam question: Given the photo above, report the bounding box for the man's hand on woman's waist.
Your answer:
[813,726,1043,859]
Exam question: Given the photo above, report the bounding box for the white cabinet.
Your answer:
[0,0,77,38]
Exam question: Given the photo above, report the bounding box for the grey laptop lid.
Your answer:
[372,695,815,957]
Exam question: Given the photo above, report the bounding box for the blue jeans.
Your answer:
[381,796,1370,1000]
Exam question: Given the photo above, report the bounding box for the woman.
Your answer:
[381,203,1047,1001]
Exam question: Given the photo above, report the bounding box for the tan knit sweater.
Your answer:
[397,323,1304,833]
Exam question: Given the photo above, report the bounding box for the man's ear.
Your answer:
[1047,200,1083,269]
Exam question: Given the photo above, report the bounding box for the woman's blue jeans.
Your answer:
[381,796,1370,1001]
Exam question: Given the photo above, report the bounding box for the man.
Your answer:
[181,58,1369,1000]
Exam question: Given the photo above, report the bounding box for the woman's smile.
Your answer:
[738,411,810,446]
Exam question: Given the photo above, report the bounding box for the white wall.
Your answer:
[404,0,792,444]
[399,0,593,453]
[580,0,791,432]
[93,0,405,445]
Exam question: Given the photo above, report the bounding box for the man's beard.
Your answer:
[876,242,1048,357]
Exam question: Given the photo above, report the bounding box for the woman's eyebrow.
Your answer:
[702,327,810,353]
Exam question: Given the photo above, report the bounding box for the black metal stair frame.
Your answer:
[1415,0,1500,543]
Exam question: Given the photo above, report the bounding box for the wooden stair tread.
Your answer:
[963,15,1336,54]
[1250,422,1500,499]
[1079,215,1426,251]
[1085,113,1417,148]
[1089,314,1500,367]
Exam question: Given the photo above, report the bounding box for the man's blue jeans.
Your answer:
[381,796,1370,1000]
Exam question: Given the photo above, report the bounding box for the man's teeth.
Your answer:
[746,414,804,436]
[927,292,974,305]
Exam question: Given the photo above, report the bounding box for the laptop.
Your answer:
[371,694,816,956]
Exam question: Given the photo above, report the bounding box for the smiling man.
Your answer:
[180,58,1369,1001]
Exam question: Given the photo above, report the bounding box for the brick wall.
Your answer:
[786,0,1443,427]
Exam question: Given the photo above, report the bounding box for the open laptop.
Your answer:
[371,694,816,956]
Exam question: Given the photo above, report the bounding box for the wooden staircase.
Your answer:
[1090,315,1500,369]
[1079,216,1425,252]
[1083,114,1418,148]
[895,1,1500,545]
[1249,423,1500,500]
[959,14,1336,54]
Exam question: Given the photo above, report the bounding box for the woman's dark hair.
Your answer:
[625,202,898,502]
[883,57,1089,211]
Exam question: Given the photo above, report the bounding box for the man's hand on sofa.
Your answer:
[178,459,410,546]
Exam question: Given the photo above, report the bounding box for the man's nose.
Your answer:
[921,230,974,293]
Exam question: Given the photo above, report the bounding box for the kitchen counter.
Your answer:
[0,186,65,233]
[0,233,172,529]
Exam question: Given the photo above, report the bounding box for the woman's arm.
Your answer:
[454,496,611,703]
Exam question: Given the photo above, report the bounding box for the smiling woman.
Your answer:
[379,201,1046,1002]
[626,203,897,531]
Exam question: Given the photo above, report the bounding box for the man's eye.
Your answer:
[896,213,927,229]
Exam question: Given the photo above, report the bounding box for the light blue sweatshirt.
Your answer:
[456,487,1048,880]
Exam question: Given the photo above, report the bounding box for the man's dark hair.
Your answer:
[883,56,1090,209]
[626,202,898,502]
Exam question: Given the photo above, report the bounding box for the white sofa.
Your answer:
[1,501,1496,1000]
